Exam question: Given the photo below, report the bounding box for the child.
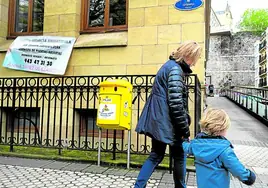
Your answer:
[183,108,256,188]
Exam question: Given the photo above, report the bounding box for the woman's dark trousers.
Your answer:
[134,138,186,188]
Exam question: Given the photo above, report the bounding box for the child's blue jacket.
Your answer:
[183,133,255,188]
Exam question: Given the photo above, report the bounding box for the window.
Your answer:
[8,0,44,37]
[2,107,40,132]
[78,109,123,138]
[81,0,128,33]
[220,37,230,55]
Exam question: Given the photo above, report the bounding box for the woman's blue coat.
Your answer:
[135,59,192,145]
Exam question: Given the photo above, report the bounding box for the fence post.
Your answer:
[265,104,268,120]
[265,90,268,119]
[127,130,131,169]
[251,97,253,111]
[256,97,259,115]
[112,130,116,160]
[10,78,17,152]
[98,128,102,166]
[246,96,248,109]
[194,75,201,135]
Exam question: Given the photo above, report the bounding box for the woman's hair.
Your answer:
[200,108,230,136]
[170,41,201,65]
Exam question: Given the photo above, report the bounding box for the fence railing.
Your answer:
[0,74,201,158]
[224,86,268,125]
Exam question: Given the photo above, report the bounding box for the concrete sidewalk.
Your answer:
[0,97,267,188]
[0,154,266,188]
[0,156,197,188]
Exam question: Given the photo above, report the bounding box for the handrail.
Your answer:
[223,86,268,125]
[229,86,268,91]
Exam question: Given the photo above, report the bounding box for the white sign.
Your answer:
[3,36,76,75]
[98,104,116,120]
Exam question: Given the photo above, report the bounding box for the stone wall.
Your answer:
[0,1,207,84]
[0,0,8,42]
[206,32,260,89]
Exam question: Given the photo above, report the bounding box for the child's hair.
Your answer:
[200,108,230,136]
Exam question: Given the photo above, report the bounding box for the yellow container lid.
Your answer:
[99,79,132,89]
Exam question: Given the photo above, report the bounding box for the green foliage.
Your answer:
[239,9,268,35]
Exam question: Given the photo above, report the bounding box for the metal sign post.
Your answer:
[127,129,131,169]
[98,128,102,166]
[97,80,133,169]
[97,128,131,169]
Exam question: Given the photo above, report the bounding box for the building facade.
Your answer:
[1,0,210,78]
[206,4,260,92]
[254,29,268,88]
[207,32,260,90]
[0,0,210,151]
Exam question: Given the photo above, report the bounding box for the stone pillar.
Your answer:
[43,0,81,38]
[0,0,8,42]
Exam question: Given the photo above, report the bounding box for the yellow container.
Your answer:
[97,79,133,130]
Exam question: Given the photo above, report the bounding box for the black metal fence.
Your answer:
[224,86,268,125]
[0,75,201,157]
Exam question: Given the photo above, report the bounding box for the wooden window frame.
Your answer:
[80,0,128,34]
[8,0,43,38]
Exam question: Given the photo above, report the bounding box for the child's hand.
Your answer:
[242,170,256,186]
[182,136,191,142]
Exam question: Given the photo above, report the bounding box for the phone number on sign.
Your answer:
[24,58,53,66]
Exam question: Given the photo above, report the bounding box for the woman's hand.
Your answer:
[187,113,191,126]
[182,136,191,142]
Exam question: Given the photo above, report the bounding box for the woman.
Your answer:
[134,41,201,188]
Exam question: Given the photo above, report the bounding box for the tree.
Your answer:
[239,9,268,35]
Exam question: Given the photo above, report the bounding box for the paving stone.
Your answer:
[6,158,52,168]
[0,164,160,188]
[258,174,268,184]
[158,183,175,188]
[151,171,163,179]
[41,161,71,170]
[0,153,267,188]
[103,168,129,176]
[125,170,140,178]
[161,173,174,183]
[82,165,108,174]
[253,167,268,175]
